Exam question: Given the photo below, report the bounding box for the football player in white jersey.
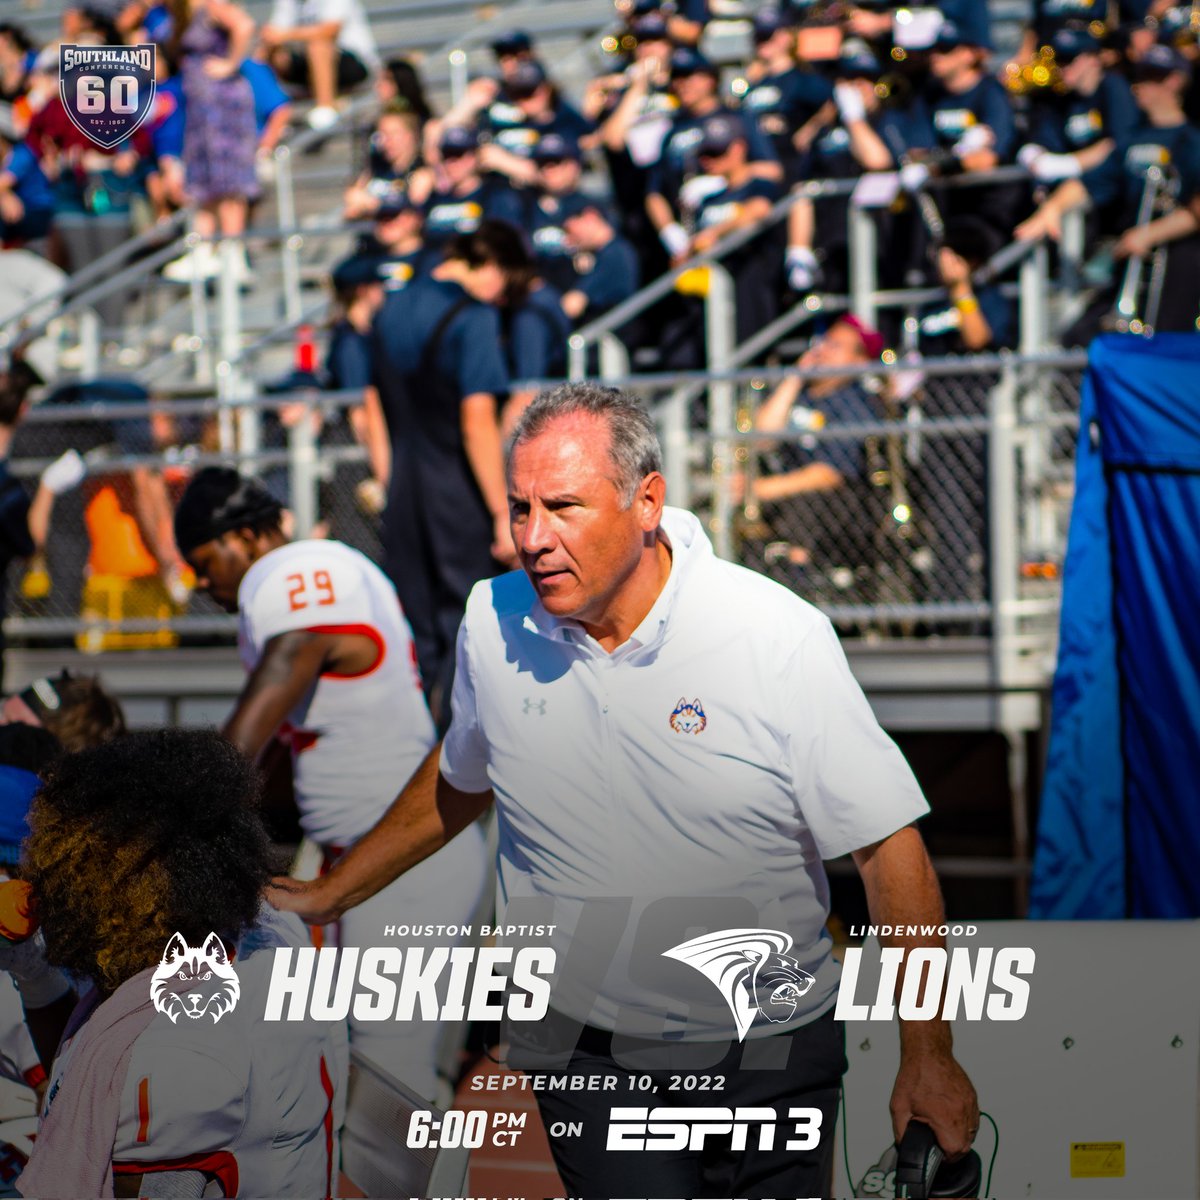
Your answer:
[173,468,489,1101]
[13,729,347,1199]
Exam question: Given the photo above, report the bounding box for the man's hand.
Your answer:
[890,1039,979,1159]
[266,874,343,926]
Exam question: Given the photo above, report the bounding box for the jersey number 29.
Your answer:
[286,570,336,612]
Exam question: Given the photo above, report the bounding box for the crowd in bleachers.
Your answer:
[0,0,384,294]
[325,0,1200,380]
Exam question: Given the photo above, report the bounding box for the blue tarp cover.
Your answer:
[1029,334,1200,918]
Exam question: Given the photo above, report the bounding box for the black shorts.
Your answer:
[508,1006,847,1199]
[277,46,369,91]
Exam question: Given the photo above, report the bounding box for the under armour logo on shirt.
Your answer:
[522,698,547,716]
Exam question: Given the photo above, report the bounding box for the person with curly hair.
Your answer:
[11,728,346,1200]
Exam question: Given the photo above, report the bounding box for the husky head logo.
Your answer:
[669,697,707,735]
[663,928,815,1041]
[151,933,239,1024]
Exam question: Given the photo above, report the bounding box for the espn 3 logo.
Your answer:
[664,928,1035,1033]
[151,933,240,1024]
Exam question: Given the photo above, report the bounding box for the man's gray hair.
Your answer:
[508,383,663,506]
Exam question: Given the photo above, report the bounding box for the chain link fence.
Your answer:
[2,354,1085,662]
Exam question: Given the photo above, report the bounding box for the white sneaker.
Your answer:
[227,246,254,285]
[162,244,218,282]
[306,105,339,131]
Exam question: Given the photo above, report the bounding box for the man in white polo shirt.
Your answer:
[270,383,978,1196]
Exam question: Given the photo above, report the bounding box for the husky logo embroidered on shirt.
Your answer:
[670,697,707,734]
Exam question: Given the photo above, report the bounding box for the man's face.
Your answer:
[807,321,869,370]
[673,70,714,109]
[930,45,973,81]
[539,155,581,194]
[184,531,255,613]
[442,148,478,184]
[507,414,658,626]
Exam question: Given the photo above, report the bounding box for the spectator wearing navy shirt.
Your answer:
[739,6,833,181]
[1018,42,1200,335]
[358,189,432,293]
[423,127,525,251]
[524,132,585,293]
[1021,29,1139,186]
[689,113,785,342]
[478,60,595,188]
[344,101,431,219]
[560,195,641,324]
[647,48,780,264]
[786,41,933,295]
[919,21,1022,237]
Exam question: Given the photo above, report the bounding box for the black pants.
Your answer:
[516,1008,846,1200]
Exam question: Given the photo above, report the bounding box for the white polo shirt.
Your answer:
[441,507,929,1039]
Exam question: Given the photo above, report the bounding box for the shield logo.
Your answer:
[59,43,156,150]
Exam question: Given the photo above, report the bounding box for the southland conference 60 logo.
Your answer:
[665,927,1035,1038]
[59,43,156,149]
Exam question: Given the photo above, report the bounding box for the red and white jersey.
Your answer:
[237,540,435,846]
[47,909,348,1198]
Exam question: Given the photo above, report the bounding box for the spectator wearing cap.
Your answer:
[260,0,380,131]
[646,48,780,264]
[744,316,887,603]
[525,133,586,292]
[362,190,432,293]
[1020,29,1139,186]
[688,113,785,340]
[476,60,595,188]
[785,40,933,294]
[1022,0,1151,63]
[631,0,709,47]
[0,105,53,248]
[422,126,525,251]
[1018,42,1200,335]
[344,100,432,220]
[911,21,1021,238]
[559,195,641,323]
[326,254,385,395]
[739,5,833,181]
[427,30,538,154]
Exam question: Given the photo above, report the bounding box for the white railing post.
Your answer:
[449,48,469,107]
[989,363,1021,698]
[185,222,213,385]
[567,334,587,382]
[288,395,319,538]
[848,204,878,329]
[275,145,304,324]
[705,263,737,561]
[597,333,629,381]
[660,386,690,509]
[78,309,100,381]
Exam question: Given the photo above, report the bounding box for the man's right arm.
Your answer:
[267,745,493,924]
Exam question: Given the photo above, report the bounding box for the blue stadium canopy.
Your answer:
[1030,333,1200,918]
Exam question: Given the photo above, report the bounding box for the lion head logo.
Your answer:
[663,928,815,1041]
[669,697,707,735]
[151,932,239,1024]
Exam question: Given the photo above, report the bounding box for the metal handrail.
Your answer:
[568,164,1033,374]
